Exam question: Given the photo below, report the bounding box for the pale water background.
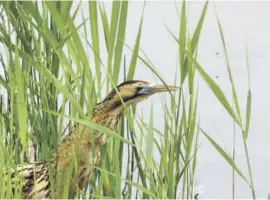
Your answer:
[1,1,270,198]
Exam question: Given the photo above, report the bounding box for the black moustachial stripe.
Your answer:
[111,87,145,109]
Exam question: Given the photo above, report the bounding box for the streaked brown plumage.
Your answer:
[5,80,178,199]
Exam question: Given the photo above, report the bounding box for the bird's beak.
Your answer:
[151,84,179,94]
[137,84,179,95]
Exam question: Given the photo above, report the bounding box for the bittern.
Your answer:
[6,80,178,199]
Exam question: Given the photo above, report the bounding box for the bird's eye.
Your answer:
[136,86,150,95]
[136,87,143,92]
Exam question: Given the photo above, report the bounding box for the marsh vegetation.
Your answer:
[0,1,256,198]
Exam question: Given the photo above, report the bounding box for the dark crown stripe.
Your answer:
[117,80,146,87]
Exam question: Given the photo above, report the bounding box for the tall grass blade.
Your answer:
[201,128,250,185]
[99,3,110,51]
[216,14,242,126]
[127,3,145,80]
[112,1,128,84]
[146,104,154,168]
[244,90,251,139]
[244,43,251,139]
[181,1,208,84]
[179,0,186,83]
[186,51,240,126]
[89,1,101,89]
[15,45,27,152]
[107,1,120,89]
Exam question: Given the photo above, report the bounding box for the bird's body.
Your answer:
[4,80,178,199]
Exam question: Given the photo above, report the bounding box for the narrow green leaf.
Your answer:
[216,15,242,126]
[127,3,145,80]
[181,1,208,84]
[244,42,251,139]
[99,3,110,51]
[15,45,27,151]
[89,1,101,88]
[186,51,240,126]
[244,90,251,139]
[164,23,178,43]
[34,63,85,117]
[201,128,250,185]
[112,1,128,84]
[107,1,121,89]
[179,1,186,74]
[146,104,154,168]
[190,1,208,50]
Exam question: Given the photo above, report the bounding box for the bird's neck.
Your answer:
[89,102,125,145]
[62,101,125,147]
[91,99,125,124]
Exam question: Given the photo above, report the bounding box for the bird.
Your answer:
[4,80,178,199]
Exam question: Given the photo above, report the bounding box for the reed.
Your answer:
[0,1,255,198]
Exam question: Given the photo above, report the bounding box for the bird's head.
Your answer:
[91,80,179,144]
[95,80,179,114]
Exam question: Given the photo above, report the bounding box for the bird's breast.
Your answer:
[94,113,121,146]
